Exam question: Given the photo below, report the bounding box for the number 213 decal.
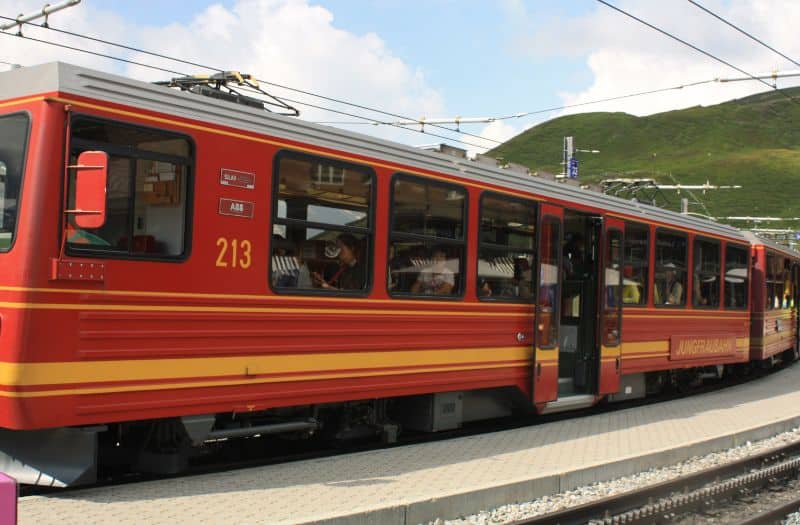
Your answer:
[216,237,252,269]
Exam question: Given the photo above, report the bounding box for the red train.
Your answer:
[0,63,797,486]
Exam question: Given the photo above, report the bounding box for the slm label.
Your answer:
[219,168,255,190]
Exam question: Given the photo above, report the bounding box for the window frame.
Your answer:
[692,236,722,310]
[602,227,624,347]
[622,221,649,307]
[653,227,688,308]
[65,115,195,262]
[387,172,468,300]
[0,111,32,254]
[269,149,376,297]
[476,191,537,303]
[536,214,562,350]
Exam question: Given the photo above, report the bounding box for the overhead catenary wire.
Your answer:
[0,15,502,148]
[687,0,800,70]
[2,28,498,150]
[596,0,800,106]
[314,78,718,126]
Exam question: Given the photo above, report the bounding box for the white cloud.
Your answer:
[460,119,522,157]
[520,0,800,117]
[0,0,445,144]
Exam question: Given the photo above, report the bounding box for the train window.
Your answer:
[693,238,721,308]
[537,216,560,349]
[0,113,30,252]
[725,245,748,310]
[477,193,536,301]
[388,175,465,298]
[271,152,373,294]
[654,230,687,307]
[766,253,784,310]
[67,118,192,259]
[623,222,648,306]
[785,260,796,309]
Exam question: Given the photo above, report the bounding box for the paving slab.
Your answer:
[17,365,800,525]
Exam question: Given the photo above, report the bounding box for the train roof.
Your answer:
[0,62,751,242]
[743,232,800,260]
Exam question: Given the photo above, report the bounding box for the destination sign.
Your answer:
[669,335,737,361]
[220,168,255,190]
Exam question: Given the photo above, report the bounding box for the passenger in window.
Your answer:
[656,263,683,305]
[388,253,416,293]
[622,266,641,304]
[411,247,455,295]
[479,278,493,297]
[312,233,365,291]
[272,234,300,288]
[693,268,711,306]
[515,258,533,298]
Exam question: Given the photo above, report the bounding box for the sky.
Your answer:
[1,0,799,156]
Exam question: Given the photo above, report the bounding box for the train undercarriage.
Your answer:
[2,349,797,488]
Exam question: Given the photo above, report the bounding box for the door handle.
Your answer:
[536,362,542,377]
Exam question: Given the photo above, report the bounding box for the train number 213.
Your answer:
[215,237,252,269]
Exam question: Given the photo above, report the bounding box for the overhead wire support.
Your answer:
[596,0,800,106]
[0,0,80,32]
[687,0,800,69]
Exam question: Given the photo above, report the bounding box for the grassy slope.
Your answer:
[488,88,800,219]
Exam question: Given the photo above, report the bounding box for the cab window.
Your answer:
[67,118,192,258]
[0,113,29,252]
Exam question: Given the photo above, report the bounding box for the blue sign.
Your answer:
[568,157,579,179]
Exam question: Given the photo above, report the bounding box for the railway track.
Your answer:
[513,440,800,525]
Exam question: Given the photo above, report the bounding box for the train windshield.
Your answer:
[0,113,30,251]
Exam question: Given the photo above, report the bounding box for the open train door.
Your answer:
[598,217,624,395]
[533,204,563,404]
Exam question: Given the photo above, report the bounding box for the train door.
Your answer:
[559,210,602,397]
[533,205,562,405]
[598,218,624,394]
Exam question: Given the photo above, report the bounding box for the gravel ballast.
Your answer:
[432,427,800,525]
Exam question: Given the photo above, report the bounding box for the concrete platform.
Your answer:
[18,364,800,525]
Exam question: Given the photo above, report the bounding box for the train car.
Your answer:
[745,232,800,365]
[0,62,796,486]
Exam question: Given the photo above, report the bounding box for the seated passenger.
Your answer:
[312,233,365,291]
[479,278,493,297]
[622,266,641,304]
[656,262,683,305]
[411,247,455,295]
[693,271,709,306]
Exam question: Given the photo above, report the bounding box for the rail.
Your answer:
[512,440,800,525]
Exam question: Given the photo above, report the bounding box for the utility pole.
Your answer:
[559,136,599,181]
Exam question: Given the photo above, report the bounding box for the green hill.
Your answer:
[488,88,800,222]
